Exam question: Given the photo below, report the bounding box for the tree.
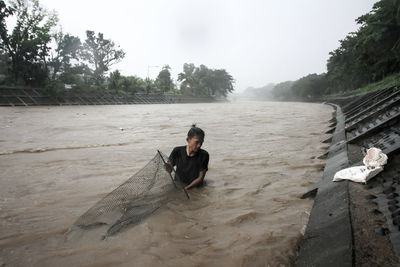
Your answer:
[193,64,213,96]
[48,30,81,81]
[272,81,295,100]
[155,65,173,93]
[326,0,400,93]
[119,76,130,92]
[108,69,121,92]
[208,69,234,97]
[82,30,125,86]
[123,76,146,94]
[291,73,328,100]
[145,77,157,94]
[73,63,93,88]
[178,63,235,97]
[178,63,197,95]
[0,48,8,83]
[0,0,58,86]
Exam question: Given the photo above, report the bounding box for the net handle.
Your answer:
[157,150,190,200]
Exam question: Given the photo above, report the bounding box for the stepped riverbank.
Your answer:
[0,87,220,106]
[297,85,400,266]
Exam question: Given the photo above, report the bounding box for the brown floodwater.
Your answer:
[0,101,332,266]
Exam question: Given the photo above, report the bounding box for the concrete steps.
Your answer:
[0,87,219,106]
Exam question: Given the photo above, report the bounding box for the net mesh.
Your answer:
[70,150,184,239]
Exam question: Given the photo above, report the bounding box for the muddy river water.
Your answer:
[0,101,332,266]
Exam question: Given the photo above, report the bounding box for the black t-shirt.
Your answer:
[169,146,209,184]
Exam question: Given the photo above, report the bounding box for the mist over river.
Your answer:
[0,101,332,266]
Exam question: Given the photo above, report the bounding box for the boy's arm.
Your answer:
[164,147,177,173]
[185,169,207,190]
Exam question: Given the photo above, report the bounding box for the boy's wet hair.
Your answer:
[187,124,205,140]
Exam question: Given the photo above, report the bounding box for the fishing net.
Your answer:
[69,150,187,239]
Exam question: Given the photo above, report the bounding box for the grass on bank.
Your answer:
[324,72,400,100]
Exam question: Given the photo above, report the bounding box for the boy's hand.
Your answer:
[164,163,173,173]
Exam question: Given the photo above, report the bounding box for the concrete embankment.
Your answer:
[296,86,400,266]
[0,87,219,106]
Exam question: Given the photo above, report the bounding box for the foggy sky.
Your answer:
[40,0,376,91]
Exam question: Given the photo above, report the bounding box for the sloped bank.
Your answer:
[296,86,400,266]
[0,87,221,106]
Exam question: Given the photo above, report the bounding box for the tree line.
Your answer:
[0,0,234,98]
[272,0,400,100]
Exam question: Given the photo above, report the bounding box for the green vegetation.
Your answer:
[325,72,400,99]
[271,0,400,101]
[178,63,234,97]
[155,65,174,94]
[0,0,57,87]
[81,31,126,86]
[0,0,234,99]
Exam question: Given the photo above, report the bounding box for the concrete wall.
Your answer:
[0,87,221,106]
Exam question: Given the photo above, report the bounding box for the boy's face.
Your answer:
[187,136,203,153]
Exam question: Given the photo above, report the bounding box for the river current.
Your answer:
[0,101,332,266]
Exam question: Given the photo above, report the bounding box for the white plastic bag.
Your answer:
[363,147,388,167]
[333,147,388,183]
[333,166,383,183]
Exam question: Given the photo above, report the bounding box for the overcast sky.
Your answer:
[40,0,376,92]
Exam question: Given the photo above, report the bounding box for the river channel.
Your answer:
[0,101,332,266]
